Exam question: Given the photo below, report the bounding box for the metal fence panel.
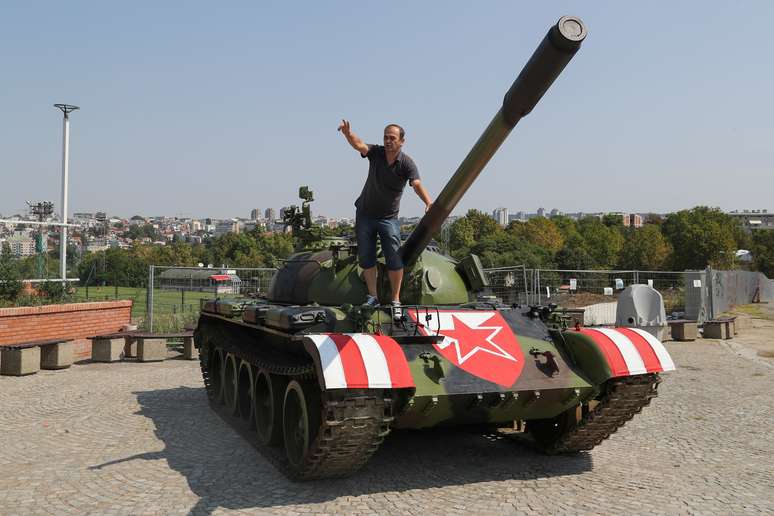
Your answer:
[146,266,276,332]
[484,268,693,319]
[709,270,771,318]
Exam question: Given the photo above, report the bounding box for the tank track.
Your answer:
[539,373,661,454]
[195,331,392,480]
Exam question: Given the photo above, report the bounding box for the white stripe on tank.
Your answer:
[594,327,647,375]
[350,334,392,388]
[308,335,348,389]
[629,328,676,372]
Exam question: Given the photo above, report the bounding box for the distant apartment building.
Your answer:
[250,208,262,220]
[509,211,527,223]
[129,215,147,226]
[72,212,93,221]
[537,207,546,218]
[242,220,266,232]
[622,213,643,228]
[214,220,239,237]
[493,207,509,227]
[6,234,35,257]
[265,208,276,221]
[85,238,109,253]
[728,209,774,231]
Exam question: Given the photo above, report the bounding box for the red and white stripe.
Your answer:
[578,327,676,377]
[305,334,414,390]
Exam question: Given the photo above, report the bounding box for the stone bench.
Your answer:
[1,339,74,376]
[703,317,736,340]
[90,331,195,363]
[131,332,196,362]
[667,319,698,341]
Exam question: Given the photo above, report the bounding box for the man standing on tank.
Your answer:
[338,120,433,317]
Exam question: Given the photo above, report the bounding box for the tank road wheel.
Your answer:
[237,361,255,428]
[253,369,287,446]
[206,347,225,404]
[223,353,239,416]
[282,380,321,477]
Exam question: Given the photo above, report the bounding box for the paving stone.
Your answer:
[0,333,773,514]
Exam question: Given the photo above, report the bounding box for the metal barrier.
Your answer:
[483,268,696,319]
[146,266,276,332]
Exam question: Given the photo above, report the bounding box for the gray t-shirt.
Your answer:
[354,144,420,219]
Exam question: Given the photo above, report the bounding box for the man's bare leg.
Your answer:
[363,266,378,298]
[388,268,403,303]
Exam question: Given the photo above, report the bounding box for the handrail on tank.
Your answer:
[398,16,587,267]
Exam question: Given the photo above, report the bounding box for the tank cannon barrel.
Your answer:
[399,16,587,267]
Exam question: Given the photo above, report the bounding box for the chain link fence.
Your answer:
[71,263,768,332]
[484,266,699,319]
[146,266,276,332]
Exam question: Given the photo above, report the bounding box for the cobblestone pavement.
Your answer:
[1,335,772,515]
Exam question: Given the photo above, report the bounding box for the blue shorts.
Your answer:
[355,214,403,271]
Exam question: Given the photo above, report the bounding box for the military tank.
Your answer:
[194,15,675,481]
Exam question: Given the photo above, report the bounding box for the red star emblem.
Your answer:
[437,315,516,365]
[410,310,524,388]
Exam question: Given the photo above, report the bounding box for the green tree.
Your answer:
[602,213,623,227]
[0,244,23,301]
[618,225,672,270]
[464,209,500,241]
[752,231,774,277]
[556,235,595,269]
[449,217,475,251]
[577,217,624,268]
[661,207,738,270]
[508,217,564,255]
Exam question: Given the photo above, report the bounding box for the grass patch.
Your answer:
[72,285,237,331]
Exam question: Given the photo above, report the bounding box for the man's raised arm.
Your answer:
[337,119,369,156]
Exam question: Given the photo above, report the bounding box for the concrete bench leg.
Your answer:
[1,347,41,376]
[92,338,125,362]
[672,322,698,341]
[40,341,74,370]
[183,337,199,360]
[138,338,167,362]
[124,337,138,358]
[703,322,729,340]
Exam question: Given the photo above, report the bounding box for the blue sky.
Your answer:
[1,1,772,219]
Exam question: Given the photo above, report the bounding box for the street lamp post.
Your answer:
[53,104,79,281]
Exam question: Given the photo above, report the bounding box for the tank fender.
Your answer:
[563,327,675,384]
[303,334,415,391]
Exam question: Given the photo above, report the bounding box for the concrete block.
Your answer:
[124,337,138,358]
[91,337,125,362]
[138,338,166,362]
[1,347,41,376]
[671,322,698,341]
[703,321,731,340]
[40,341,74,369]
[183,337,199,360]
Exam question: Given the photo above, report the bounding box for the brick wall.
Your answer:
[0,300,133,359]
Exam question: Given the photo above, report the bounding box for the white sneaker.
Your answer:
[391,301,403,321]
[364,295,380,307]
